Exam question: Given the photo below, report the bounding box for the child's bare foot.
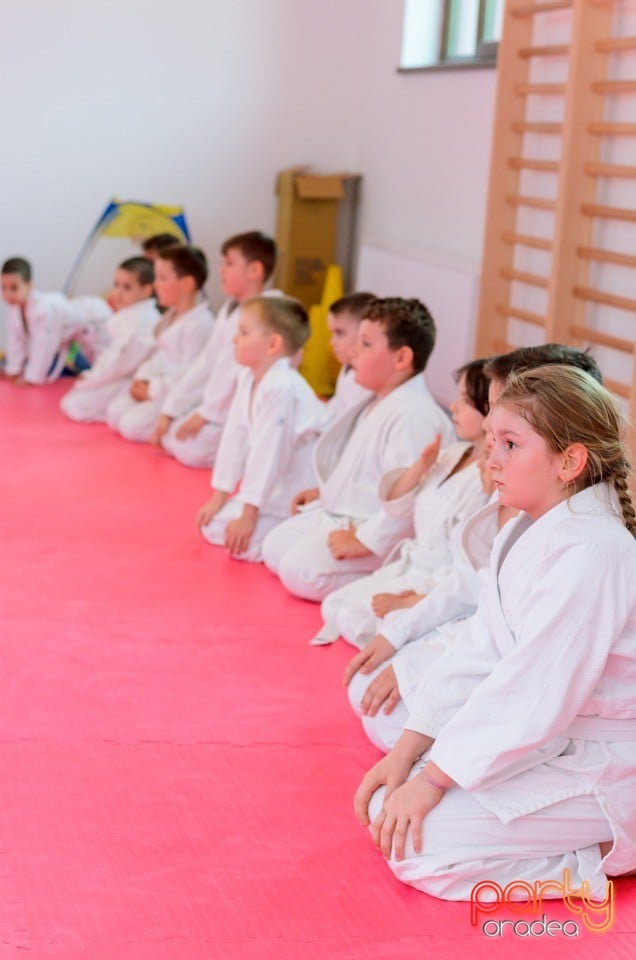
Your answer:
[371,590,424,618]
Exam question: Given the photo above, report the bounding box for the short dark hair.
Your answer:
[157,245,208,289]
[2,257,31,282]
[329,292,376,319]
[362,297,436,374]
[221,231,277,282]
[484,344,603,385]
[141,234,181,254]
[454,358,490,417]
[244,295,309,354]
[118,256,154,287]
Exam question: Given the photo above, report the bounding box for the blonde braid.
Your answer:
[612,461,636,537]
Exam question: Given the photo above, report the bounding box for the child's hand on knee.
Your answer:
[224,512,257,556]
[354,736,426,828]
[327,523,372,560]
[291,487,319,515]
[176,413,207,440]
[371,590,422,618]
[149,414,172,446]
[343,634,395,686]
[196,490,228,530]
[129,379,150,402]
[360,665,400,717]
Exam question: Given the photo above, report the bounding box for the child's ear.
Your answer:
[179,274,197,295]
[393,344,414,373]
[248,261,265,283]
[559,443,588,482]
[267,331,285,356]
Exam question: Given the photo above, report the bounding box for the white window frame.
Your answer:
[400,0,503,73]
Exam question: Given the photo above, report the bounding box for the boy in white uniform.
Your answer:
[1,257,112,384]
[355,365,636,900]
[314,358,491,646]
[321,292,375,430]
[60,257,158,422]
[196,296,323,563]
[107,246,212,442]
[157,231,279,467]
[262,297,455,602]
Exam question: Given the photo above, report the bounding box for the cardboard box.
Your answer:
[273,166,362,308]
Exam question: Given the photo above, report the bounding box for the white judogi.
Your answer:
[5,291,112,384]
[162,292,283,469]
[371,483,636,899]
[200,358,324,562]
[60,298,159,422]
[321,365,372,431]
[349,498,501,752]
[319,442,487,646]
[107,302,213,442]
[261,373,455,602]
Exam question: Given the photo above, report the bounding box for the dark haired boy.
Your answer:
[60,257,159,422]
[158,230,281,468]
[107,246,213,442]
[1,256,112,385]
[262,297,455,602]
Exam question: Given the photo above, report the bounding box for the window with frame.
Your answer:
[400,0,504,71]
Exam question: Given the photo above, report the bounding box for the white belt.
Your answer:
[564,715,636,742]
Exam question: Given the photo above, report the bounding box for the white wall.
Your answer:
[352,0,498,400]
[0,0,498,397]
[355,0,497,267]
[0,0,368,308]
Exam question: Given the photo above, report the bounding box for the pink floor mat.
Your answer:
[0,380,634,959]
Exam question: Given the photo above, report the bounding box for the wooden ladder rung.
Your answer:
[503,231,553,251]
[509,157,559,173]
[596,37,636,53]
[505,194,557,211]
[592,80,636,95]
[581,204,636,223]
[589,122,636,136]
[518,43,569,58]
[500,267,549,288]
[512,121,563,134]
[515,82,566,95]
[577,246,636,269]
[510,1,572,16]
[573,286,636,313]
[570,324,635,355]
[604,378,630,400]
[585,163,636,179]
[496,304,545,327]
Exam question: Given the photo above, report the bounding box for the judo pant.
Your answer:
[321,558,426,648]
[107,390,162,443]
[369,760,613,902]
[348,662,408,753]
[60,380,127,423]
[348,630,466,753]
[200,498,284,563]
[161,417,223,469]
[261,507,381,602]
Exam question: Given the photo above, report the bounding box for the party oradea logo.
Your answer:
[470,869,614,938]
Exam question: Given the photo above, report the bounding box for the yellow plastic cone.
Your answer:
[299,265,344,397]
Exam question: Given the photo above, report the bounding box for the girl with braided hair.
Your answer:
[354,364,636,901]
